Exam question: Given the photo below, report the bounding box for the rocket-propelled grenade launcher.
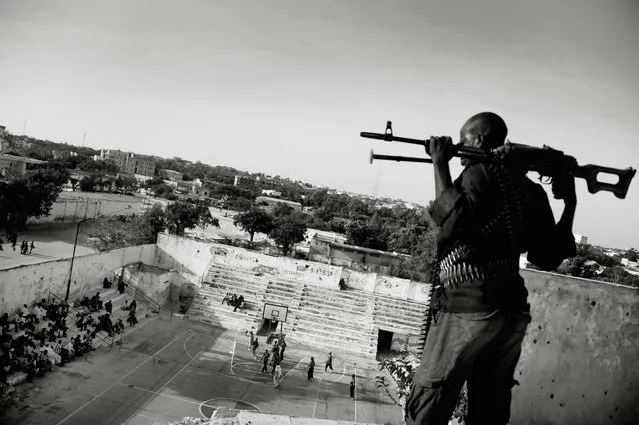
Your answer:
[361,121,636,199]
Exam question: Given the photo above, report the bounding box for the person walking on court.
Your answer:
[279,340,286,361]
[325,351,333,372]
[251,338,259,358]
[248,331,254,352]
[273,364,283,388]
[308,357,315,380]
[29,241,35,254]
[350,374,356,399]
[260,350,270,373]
[271,351,281,374]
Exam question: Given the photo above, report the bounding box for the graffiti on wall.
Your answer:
[209,244,341,287]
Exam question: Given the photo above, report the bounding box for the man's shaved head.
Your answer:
[460,112,508,150]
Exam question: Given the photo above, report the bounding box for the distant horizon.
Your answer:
[1,0,637,249]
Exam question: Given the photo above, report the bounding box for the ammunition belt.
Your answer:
[439,259,520,288]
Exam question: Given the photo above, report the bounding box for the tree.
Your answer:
[115,175,138,194]
[79,174,101,192]
[233,207,274,241]
[85,206,168,251]
[145,204,168,237]
[151,183,174,199]
[623,248,638,262]
[165,200,219,236]
[69,176,81,191]
[145,176,165,189]
[272,202,294,218]
[0,168,69,239]
[345,219,387,251]
[78,159,119,174]
[270,213,307,256]
[375,351,468,423]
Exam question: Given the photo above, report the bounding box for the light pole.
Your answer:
[65,205,132,301]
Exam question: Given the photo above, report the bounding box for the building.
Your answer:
[123,155,155,176]
[164,169,183,182]
[574,234,588,245]
[97,149,129,170]
[261,189,281,197]
[309,234,409,274]
[0,151,46,178]
[97,149,156,177]
[255,196,303,211]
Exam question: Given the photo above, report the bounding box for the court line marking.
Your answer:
[157,349,203,393]
[230,339,237,375]
[198,397,261,419]
[354,366,358,423]
[283,357,306,380]
[183,333,196,360]
[312,373,325,419]
[332,366,347,384]
[121,348,204,425]
[55,328,192,425]
[117,383,218,409]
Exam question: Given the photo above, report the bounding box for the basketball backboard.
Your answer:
[262,303,288,323]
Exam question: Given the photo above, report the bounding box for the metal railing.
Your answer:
[47,291,113,347]
[113,269,162,314]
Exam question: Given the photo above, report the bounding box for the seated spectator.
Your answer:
[105,300,112,315]
[122,300,130,310]
[114,318,125,334]
[80,297,90,309]
[233,295,245,312]
[126,310,138,327]
[129,300,137,314]
[222,293,231,305]
[103,277,113,289]
[34,303,47,321]
[73,298,82,309]
[0,313,9,335]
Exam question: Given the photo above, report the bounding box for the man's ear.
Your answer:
[475,133,484,148]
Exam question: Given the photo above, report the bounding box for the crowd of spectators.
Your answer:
[222,293,245,312]
[1,288,139,393]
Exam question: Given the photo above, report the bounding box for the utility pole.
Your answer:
[82,132,86,147]
[22,119,27,135]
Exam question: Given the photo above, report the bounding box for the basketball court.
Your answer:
[2,307,401,425]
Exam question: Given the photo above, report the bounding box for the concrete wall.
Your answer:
[156,234,343,289]
[154,234,217,287]
[156,234,431,301]
[28,195,142,224]
[0,244,157,315]
[513,270,639,425]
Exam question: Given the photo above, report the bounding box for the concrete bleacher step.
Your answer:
[292,323,374,345]
[373,312,423,329]
[301,288,369,307]
[290,330,376,358]
[299,296,368,314]
[298,301,368,321]
[293,314,371,334]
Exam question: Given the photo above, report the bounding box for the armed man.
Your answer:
[405,112,578,425]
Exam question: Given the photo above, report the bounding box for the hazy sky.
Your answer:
[1,0,638,248]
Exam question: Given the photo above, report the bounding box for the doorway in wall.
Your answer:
[377,329,393,355]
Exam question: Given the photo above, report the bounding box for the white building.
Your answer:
[574,234,588,245]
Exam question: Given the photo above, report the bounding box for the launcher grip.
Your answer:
[574,165,636,199]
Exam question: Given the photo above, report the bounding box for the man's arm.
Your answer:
[526,180,577,271]
[428,164,492,241]
[434,162,454,197]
